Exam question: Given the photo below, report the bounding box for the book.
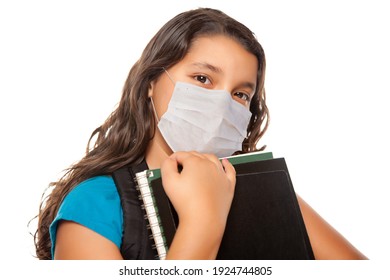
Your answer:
[135,151,314,260]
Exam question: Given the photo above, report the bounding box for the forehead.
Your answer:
[175,35,258,83]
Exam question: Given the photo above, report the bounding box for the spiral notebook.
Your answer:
[135,151,314,260]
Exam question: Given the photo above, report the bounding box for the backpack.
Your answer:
[112,160,157,259]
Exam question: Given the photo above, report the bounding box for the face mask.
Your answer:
[152,79,252,158]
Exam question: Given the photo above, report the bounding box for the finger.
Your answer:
[202,153,226,171]
[201,153,219,163]
[161,156,181,181]
[186,151,208,159]
[170,151,199,162]
[221,158,236,187]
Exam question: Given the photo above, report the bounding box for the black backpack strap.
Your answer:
[112,160,157,259]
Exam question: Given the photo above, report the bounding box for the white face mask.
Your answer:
[152,79,252,158]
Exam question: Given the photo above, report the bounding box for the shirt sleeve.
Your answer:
[49,176,123,258]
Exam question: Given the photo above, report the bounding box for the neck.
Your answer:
[145,129,173,169]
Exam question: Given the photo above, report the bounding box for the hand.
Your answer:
[161,151,236,227]
[160,151,236,259]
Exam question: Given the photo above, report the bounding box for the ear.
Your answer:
[148,81,155,98]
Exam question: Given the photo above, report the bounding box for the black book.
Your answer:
[135,151,314,260]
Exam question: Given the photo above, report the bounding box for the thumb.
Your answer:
[160,156,180,189]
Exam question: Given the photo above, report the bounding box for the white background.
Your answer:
[1,0,389,272]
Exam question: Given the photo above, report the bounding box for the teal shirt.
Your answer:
[49,176,123,258]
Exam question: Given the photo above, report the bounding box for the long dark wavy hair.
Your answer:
[33,7,269,259]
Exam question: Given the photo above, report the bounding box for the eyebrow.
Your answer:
[241,81,256,94]
[191,62,256,93]
[190,62,223,73]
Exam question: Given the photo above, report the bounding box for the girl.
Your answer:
[34,7,366,260]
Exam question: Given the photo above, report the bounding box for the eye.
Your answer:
[194,75,211,85]
[233,91,251,105]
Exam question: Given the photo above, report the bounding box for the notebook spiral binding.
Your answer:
[135,170,167,260]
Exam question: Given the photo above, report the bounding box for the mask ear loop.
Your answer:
[150,67,176,123]
[163,67,176,84]
[150,97,160,123]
